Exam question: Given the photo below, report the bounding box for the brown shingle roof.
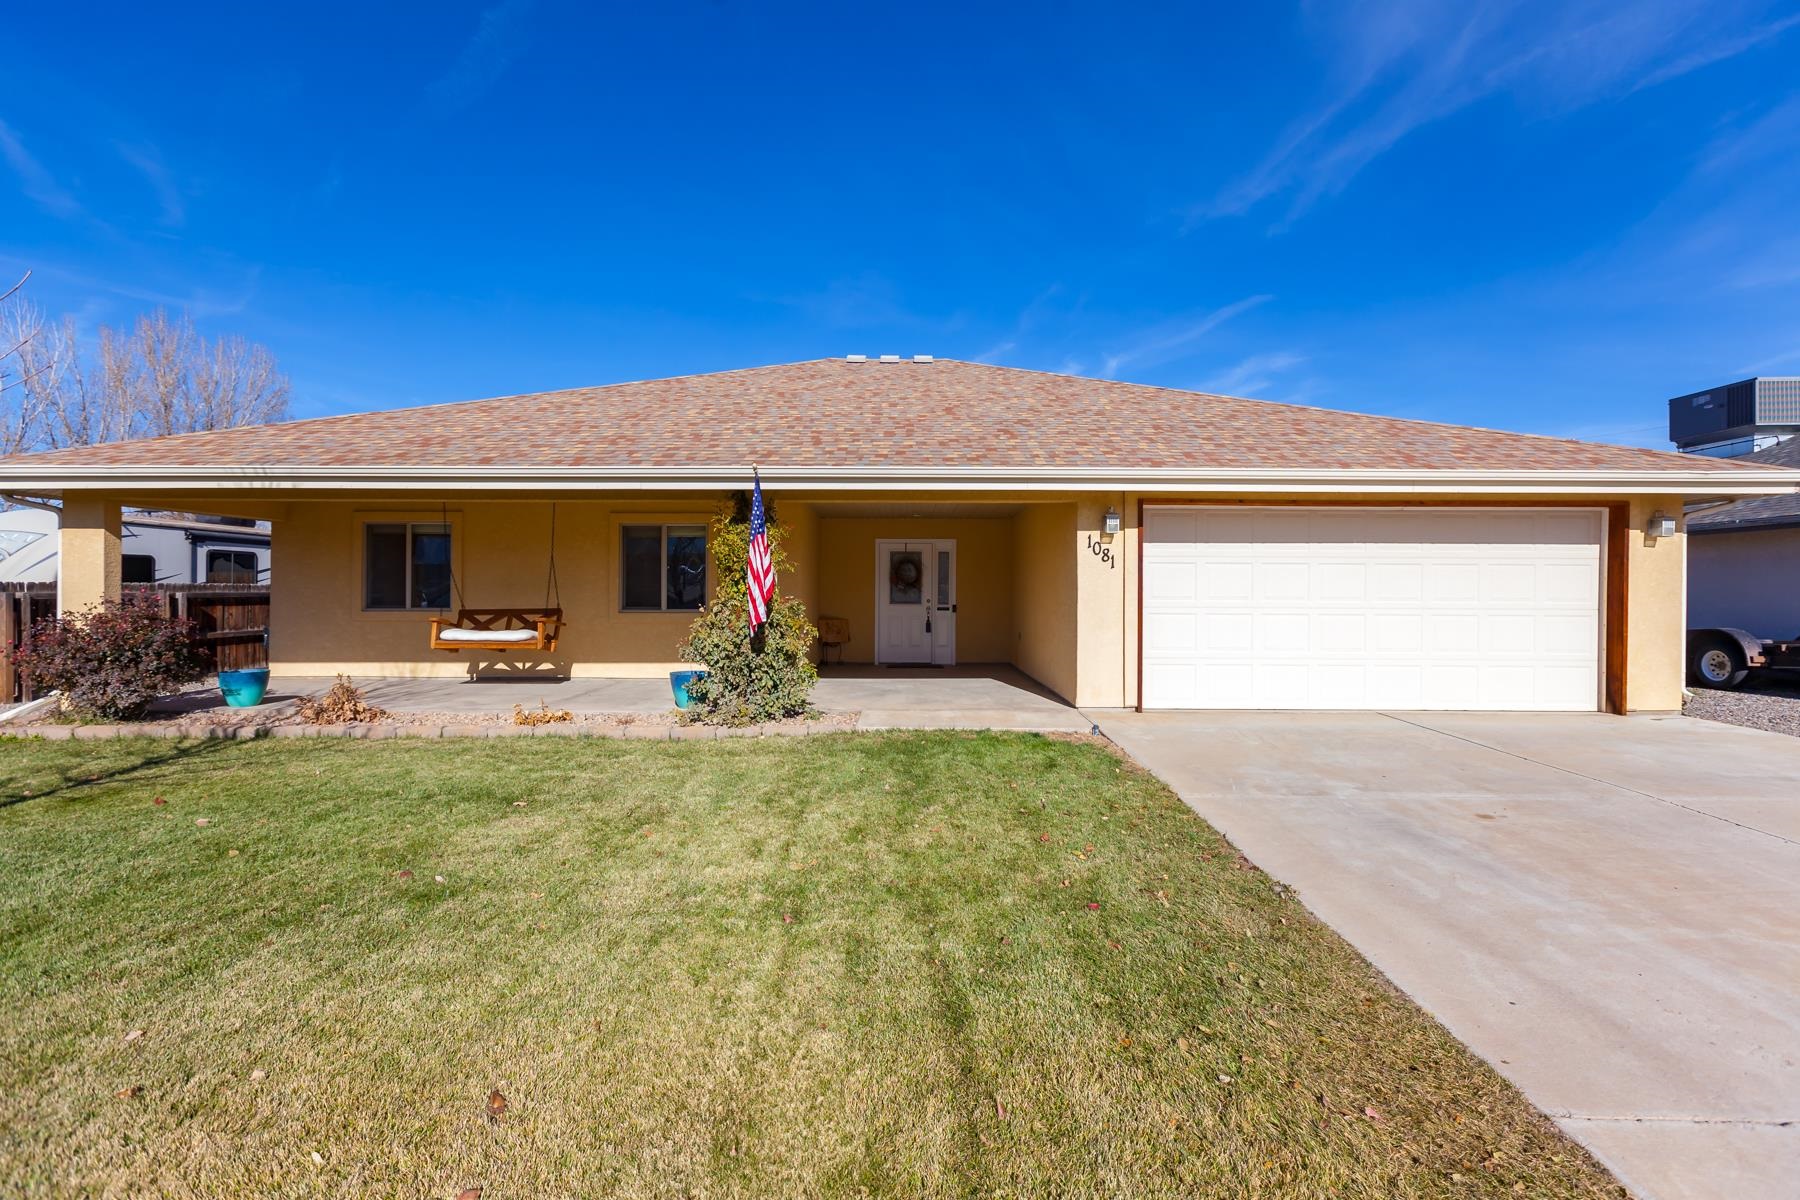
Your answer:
[0,358,1779,474]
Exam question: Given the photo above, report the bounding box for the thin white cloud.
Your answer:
[1630,11,1800,92]
[425,0,535,115]
[1101,294,1272,378]
[116,143,185,226]
[1199,350,1307,395]
[1741,344,1800,373]
[1199,0,1800,227]
[0,119,81,219]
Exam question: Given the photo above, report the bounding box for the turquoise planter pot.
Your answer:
[218,668,271,708]
[669,670,707,710]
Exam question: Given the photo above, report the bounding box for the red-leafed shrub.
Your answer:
[16,597,210,720]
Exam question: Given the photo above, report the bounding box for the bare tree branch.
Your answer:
[0,287,290,456]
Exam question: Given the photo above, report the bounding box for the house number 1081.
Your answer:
[1085,534,1117,569]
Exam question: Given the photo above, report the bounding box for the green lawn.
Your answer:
[0,733,1618,1199]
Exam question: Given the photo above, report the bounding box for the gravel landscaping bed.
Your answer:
[1682,677,1800,738]
[4,697,859,739]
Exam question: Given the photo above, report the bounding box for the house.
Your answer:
[1686,435,1800,637]
[0,506,270,585]
[0,357,1794,713]
[1664,376,1800,640]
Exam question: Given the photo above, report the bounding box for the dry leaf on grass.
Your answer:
[486,1089,508,1121]
[458,1190,484,1200]
[115,1085,141,1099]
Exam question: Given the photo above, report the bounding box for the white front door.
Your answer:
[876,540,957,665]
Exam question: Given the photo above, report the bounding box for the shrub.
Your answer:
[16,596,210,720]
[678,494,818,725]
[296,675,388,725]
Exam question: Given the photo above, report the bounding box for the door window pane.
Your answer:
[621,526,663,610]
[411,524,452,609]
[666,525,707,611]
[937,550,950,607]
[364,524,407,608]
[889,550,922,604]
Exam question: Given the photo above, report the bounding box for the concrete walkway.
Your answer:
[151,664,1092,733]
[1095,710,1800,1200]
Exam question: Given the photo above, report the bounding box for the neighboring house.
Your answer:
[0,358,1794,713]
[1686,435,1800,638]
[0,506,270,586]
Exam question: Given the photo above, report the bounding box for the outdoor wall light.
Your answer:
[1649,511,1677,541]
[1102,507,1122,541]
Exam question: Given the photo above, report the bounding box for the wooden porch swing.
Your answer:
[427,503,565,654]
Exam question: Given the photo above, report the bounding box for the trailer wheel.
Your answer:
[1689,637,1749,690]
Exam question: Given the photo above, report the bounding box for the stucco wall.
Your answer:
[1623,494,1687,712]
[241,488,1690,711]
[814,515,1014,663]
[57,498,122,616]
[1688,526,1800,638]
[1011,502,1077,701]
[270,499,721,677]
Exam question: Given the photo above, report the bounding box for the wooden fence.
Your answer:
[1,583,270,704]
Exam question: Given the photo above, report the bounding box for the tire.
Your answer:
[1689,637,1749,690]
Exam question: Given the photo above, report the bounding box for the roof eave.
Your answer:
[4,464,1799,496]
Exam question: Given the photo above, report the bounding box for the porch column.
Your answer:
[58,498,122,617]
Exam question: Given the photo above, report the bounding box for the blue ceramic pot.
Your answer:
[669,669,707,710]
[218,668,271,708]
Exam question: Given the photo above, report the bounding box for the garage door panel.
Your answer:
[1369,562,1424,601]
[1143,610,1198,653]
[1205,612,1255,653]
[1426,562,1481,602]
[1144,507,1200,543]
[1426,613,1480,654]
[1145,559,1197,601]
[1255,562,1310,602]
[1141,507,1602,712]
[1314,612,1366,649]
[1257,612,1310,651]
[1202,561,1253,600]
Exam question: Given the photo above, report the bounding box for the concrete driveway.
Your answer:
[1097,710,1800,1200]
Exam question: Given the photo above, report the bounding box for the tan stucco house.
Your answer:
[3,357,1796,713]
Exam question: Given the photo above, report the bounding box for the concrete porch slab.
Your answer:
[147,663,1090,732]
[815,664,1091,732]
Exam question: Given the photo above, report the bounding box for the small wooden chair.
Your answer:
[817,616,850,666]
[429,609,564,653]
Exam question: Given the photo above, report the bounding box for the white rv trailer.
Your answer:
[0,507,271,586]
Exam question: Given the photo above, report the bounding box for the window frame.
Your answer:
[362,520,455,612]
[619,521,710,613]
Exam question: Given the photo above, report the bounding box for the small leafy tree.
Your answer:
[678,493,817,725]
[16,596,210,720]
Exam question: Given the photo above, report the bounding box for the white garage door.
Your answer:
[1141,507,1604,711]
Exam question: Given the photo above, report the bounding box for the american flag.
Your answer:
[746,472,775,631]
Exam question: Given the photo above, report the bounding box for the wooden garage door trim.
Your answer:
[1134,498,1629,714]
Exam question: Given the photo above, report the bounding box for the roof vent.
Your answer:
[879,354,901,363]
[845,354,867,363]
[912,355,934,363]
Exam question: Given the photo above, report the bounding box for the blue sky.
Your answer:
[3,0,1798,448]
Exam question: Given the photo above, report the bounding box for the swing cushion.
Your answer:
[428,609,564,653]
[435,626,540,645]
